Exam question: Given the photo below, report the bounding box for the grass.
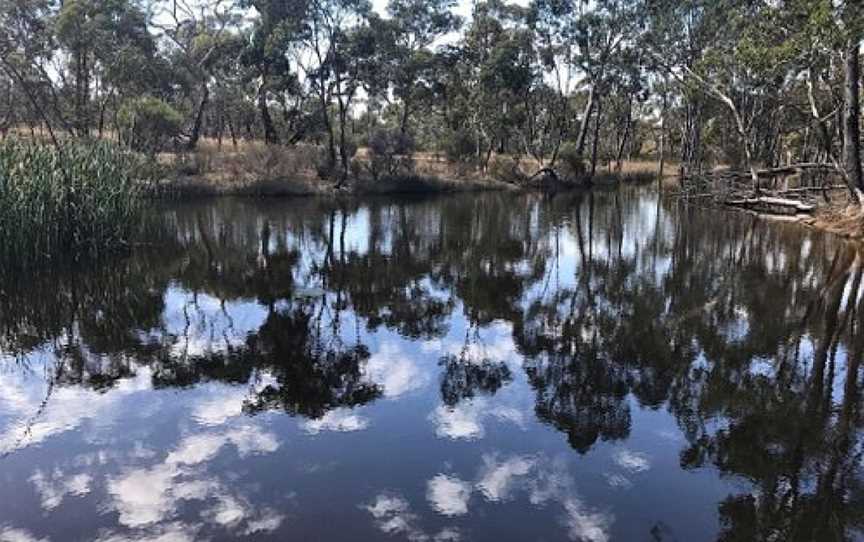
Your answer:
[804,202,864,240]
[0,139,150,269]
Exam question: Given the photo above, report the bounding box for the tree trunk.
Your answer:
[187,83,210,151]
[843,40,863,202]
[615,96,633,170]
[338,100,350,183]
[574,85,595,160]
[400,99,410,134]
[258,84,279,145]
[321,88,336,168]
[74,49,90,137]
[659,89,667,184]
[590,97,603,177]
[227,117,238,148]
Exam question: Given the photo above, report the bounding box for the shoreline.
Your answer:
[142,172,590,199]
[152,169,863,242]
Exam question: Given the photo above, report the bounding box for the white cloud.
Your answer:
[363,494,462,542]
[242,509,284,535]
[206,495,249,527]
[420,339,443,354]
[562,499,613,542]
[94,521,201,542]
[107,463,180,528]
[0,526,48,542]
[29,469,92,511]
[106,424,279,528]
[166,434,225,467]
[364,495,418,537]
[426,475,472,517]
[191,388,248,427]
[430,402,484,440]
[612,449,650,473]
[223,426,279,456]
[364,343,430,398]
[477,455,535,502]
[366,494,411,520]
[441,324,519,368]
[603,473,632,490]
[0,369,153,456]
[524,461,613,542]
[477,454,615,542]
[302,408,369,434]
[161,292,268,359]
[430,399,525,441]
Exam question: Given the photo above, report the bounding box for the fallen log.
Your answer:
[682,162,837,183]
[725,196,816,214]
[776,185,848,195]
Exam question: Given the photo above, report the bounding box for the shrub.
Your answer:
[0,139,150,268]
[365,129,415,180]
[556,142,587,180]
[340,139,359,163]
[118,96,183,154]
[441,129,476,164]
[487,155,525,184]
[240,143,318,182]
[315,147,337,179]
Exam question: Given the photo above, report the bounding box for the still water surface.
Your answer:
[1,188,862,541]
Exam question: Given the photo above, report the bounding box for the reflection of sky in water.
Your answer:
[0,190,859,542]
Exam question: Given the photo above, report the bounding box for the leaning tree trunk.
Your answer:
[658,89,667,183]
[843,40,863,203]
[258,85,279,145]
[590,98,603,177]
[187,83,210,151]
[574,85,596,160]
[615,95,633,171]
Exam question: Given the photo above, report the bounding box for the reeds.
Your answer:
[0,139,150,268]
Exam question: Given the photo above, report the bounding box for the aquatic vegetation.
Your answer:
[0,139,152,268]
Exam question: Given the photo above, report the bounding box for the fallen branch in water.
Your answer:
[725,196,816,214]
[776,185,848,195]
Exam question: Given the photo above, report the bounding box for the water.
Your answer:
[1,188,862,542]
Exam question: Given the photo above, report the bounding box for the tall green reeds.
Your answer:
[0,139,151,268]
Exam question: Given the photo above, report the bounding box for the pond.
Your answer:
[0,188,862,542]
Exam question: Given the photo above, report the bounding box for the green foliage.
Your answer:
[0,140,149,268]
[365,129,415,179]
[556,142,586,179]
[117,96,183,154]
[442,129,476,163]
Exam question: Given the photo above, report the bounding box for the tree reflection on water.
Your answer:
[1,190,863,540]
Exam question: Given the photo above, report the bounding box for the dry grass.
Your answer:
[154,139,325,197]
[805,203,864,240]
[5,129,670,197]
[158,142,517,196]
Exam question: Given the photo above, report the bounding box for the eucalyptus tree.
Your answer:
[54,0,158,137]
[383,0,461,134]
[0,0,66,144]
[293,0,373,178]
[522,0,575,169]
[565,0,643,168]
[154,0,244,150]
[241,0,310,144]
[456,0,535,169]
[645,1,777,187]
[838,0,864,198]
